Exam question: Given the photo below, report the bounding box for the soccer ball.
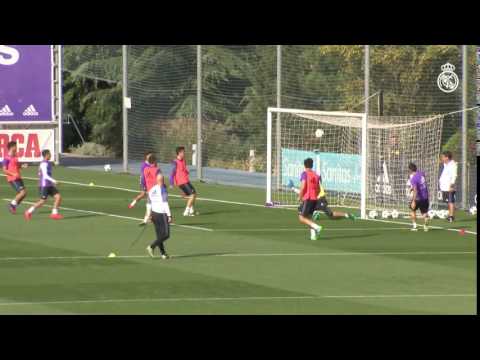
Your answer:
[368,210,379,219]
[391,209,399,219]
[104,164,112,172]
[437,210,448,219]
[427,210,437,219]
[381,210,391,219]
[315,129,324,138]
[469,206,477,215]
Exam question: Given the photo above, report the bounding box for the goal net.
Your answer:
[266,108,445,218]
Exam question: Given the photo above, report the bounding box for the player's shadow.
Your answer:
[61,214,100,220]
[172,252,232,260]
[318,233,380,241]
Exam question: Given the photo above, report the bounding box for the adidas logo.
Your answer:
[22,104,39,116]
[0,105,14,116]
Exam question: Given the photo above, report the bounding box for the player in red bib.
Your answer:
[3,141,28,214]
[297,158,323,241]
[139,154,162,226]
[128,151,154,209]
[169,146,197,216]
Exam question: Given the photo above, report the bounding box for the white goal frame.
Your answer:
[266,107,368,219]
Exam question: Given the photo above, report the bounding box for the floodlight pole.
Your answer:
[197,45,203,181]
[461,45,468,210]
[122,45,129,173]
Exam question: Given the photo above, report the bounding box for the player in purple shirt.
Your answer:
[24,149,63,221]
[408,163,430,232]
[128,151,153,209]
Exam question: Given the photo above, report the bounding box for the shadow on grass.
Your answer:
[61,214,100,220]
[171,252,233,260]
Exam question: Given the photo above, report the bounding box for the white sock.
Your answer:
[28,206,35,214]
[412,222,417,228]
[52,208,58,215]
[130,200,137,207]
[11,200,18,206]
[311,223,321,231]
[189,206,194,214]
[310,229,316,238]
[144,203,152,222]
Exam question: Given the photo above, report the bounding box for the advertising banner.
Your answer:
[0,45,54,122]
[0,129,55,162]
[281,148,362,193]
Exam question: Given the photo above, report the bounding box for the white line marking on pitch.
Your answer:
[366,218,477,235]
[0,293,475,307]
[12,176,477,235]
[0,251,475,262]
[17,176,266,208]
[1,199,213,232]
[214,227,414,232]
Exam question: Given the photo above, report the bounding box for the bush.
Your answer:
[68,142,115,157]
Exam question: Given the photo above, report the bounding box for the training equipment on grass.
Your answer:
[108,253,116,258]
[391,209,399,219]
[469,206,477,215]
[368,210,379,219]
[428,209,437,219]
[89,182,95,186]
[266,107,447,219]
[104,164,112,172]
[381,210,391,219]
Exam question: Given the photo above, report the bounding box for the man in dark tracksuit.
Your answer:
[146,174,172,260]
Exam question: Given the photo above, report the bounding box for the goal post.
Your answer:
[266,107,368,218]
[266,107,446,219]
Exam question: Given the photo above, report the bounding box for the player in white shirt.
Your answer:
[145,173,172,259]
[439,151,458,223]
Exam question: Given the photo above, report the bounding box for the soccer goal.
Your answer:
[266,107,445,219]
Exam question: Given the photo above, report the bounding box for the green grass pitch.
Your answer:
[0,166,476,314]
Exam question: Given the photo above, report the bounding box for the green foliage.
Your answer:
[62,45,477,168]
[442,128,477,164]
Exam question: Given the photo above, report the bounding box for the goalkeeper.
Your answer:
[288,179,356,221]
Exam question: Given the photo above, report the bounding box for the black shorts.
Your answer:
[316,197,334,218]
[39,186,59,200]
[442,191,456,204]
[179,182,196,196]
[298,200,318,217]
[410,199,429,214]
[9,179,25,193]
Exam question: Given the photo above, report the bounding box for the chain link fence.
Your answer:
[62,45,478,209]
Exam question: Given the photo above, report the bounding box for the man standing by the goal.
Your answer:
[297,158,323,241]
[439,151,458,223]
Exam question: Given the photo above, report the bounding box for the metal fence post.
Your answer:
[122,45,129,173]
[275,45,282,190]
[197,45,203,180]
[461,45,468,209]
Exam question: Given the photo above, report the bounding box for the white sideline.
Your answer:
[0,293,475,307]
[2,199,213,232]
[367,218,477,235]
[9,175,477,235]
[0,251,475,262]
[16,176,266,208]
